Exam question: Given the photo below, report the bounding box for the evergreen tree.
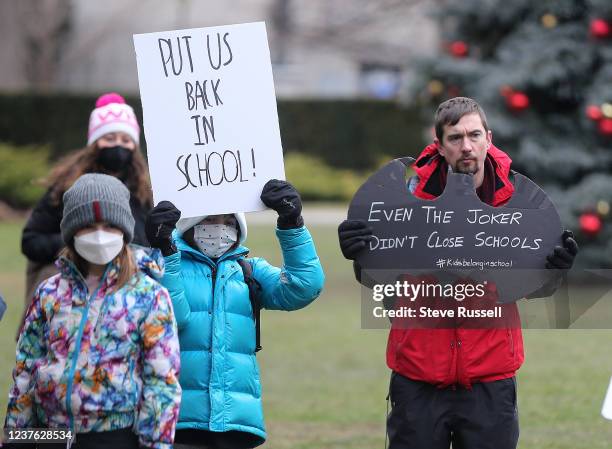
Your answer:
[409,0,612,268]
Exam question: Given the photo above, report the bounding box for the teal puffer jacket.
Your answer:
[161,225,324,445]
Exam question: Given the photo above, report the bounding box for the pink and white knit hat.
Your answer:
[87,93,140,146]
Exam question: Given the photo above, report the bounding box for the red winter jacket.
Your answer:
[386,143,525,388]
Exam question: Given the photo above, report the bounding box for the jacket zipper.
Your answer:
[65,267,109,432]
[456,339,463,386]
[449,340,456,386]
[211,265,217,297]
[208,263,217,428]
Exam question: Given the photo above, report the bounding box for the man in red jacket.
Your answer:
[338,97,578,449]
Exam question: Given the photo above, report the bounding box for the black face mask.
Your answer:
[97,146,133,173]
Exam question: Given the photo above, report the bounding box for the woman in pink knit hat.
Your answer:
[19,93,153,322]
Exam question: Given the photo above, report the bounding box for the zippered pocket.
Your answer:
[93,297,112,339]
[125,357,138,405]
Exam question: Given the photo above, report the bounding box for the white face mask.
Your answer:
[193,224,238,259]
[73,229,124,265]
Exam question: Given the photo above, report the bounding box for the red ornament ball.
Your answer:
[599,118,612,136]
[447,85,461,97]
[449,41,469,57]
[580,212,603,236]
[586,105,603,121]
[507,91,530,111]
[590,19,611,39]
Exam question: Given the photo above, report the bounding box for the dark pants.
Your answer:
[387,372,519,449]
[174,429,263,449]
[43,428,138,449]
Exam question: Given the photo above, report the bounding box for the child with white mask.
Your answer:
[145,179,325,449]
[5,173,181,449]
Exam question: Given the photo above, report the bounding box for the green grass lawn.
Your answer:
[1,218,611,448]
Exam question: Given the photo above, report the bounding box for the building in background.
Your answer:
[0,0,438,99]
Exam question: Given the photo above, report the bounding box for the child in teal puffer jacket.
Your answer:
[5,174,181,449]
[145,179,325,449]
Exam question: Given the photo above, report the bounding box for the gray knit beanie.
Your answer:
[61,173,135,245]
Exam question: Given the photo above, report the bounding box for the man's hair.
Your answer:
[434,97,489,141]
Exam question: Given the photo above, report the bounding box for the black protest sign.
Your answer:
[348,157,563,302]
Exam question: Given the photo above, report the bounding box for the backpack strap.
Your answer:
[237,258,263,353]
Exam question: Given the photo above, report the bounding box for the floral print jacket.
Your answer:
[5,246,181,449]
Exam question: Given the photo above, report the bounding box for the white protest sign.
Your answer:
[133,21,285,218]
[603,375,612,420]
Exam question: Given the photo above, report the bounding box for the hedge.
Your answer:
[0,93,426,170]
[0,143,50,208]
[0,144,370,207]
[283,153,370,201]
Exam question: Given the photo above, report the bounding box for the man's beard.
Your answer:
[454,159,478,175]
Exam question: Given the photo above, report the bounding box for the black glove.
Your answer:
[546,230,579,270]
[338,219,373,260]
[260,179,304,229]
[145,201,181,256]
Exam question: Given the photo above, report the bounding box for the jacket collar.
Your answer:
[55,255,116,294]
[412,142,514,206]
